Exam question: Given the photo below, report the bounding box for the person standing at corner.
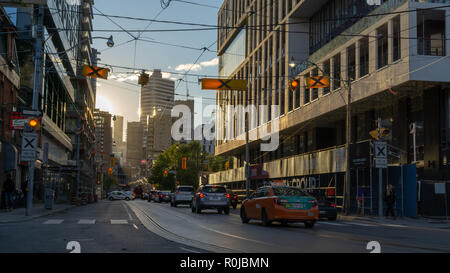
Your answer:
[3,173,16,211]
[384,184,396,220]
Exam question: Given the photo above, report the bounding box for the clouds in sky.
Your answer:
[175,57,218,72]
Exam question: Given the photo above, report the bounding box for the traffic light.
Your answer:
[108,168,113,175]
[97,180,101,185]
[163,170,168,177]
[138,72,150,85]
[28,118,41,130]
[181,157,187,170]
[369,128,390,140]
[289,79,300,91]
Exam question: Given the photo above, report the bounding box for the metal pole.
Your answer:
[378,118,383,217]
[344,79,352,215]
[245,112,250,199]
[401,154,404,217]
[370,150,373,215]
[26,5,44,216]
[76,117,81,204]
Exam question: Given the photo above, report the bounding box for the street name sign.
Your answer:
[374,141,387,169]
[21,132,38,162]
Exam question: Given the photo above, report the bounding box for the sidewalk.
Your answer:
[0,203,75,224]
[338,214,450,229]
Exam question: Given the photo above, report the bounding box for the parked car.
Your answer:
[240,186,319,228]
[124,191,135,200]
[317,199,337,221]
[148,190,158,202]
[159,191,172,203]
[228,190,239,209]
[171,186,194,207]
[191,185,230,214]
[108,191,131,201]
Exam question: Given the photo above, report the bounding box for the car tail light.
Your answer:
[159,194,162,198]
[226,194,230,198]
[199,193,205,199]
[177,191,181,194]
[233,196,237,199]
[330,203,336,208]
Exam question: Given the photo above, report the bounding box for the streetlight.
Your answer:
[289,57,296,68]
[49,36,115,55]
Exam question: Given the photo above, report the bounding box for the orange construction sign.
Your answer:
[306,76,330,89]
[201,78,247,91]
[82,65,110,80]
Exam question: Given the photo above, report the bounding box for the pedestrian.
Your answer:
[3,173,15,211]
[384,184,396,219]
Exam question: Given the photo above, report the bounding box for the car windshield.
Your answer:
[178,187,193,192]
[203,187,226,193]
[273,187,309,197]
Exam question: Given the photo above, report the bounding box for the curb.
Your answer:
[0,205,77,224]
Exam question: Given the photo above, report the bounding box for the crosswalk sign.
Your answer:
[82,65,110,79]
[306,76,330,89]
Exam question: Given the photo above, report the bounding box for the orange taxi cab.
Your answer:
[240,186,319,228]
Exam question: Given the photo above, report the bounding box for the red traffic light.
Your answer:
[289,80,300,91]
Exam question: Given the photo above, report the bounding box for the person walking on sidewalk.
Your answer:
[3,173,15,211]
[384,184,396,220]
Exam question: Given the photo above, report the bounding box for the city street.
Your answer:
[2,199,450,253]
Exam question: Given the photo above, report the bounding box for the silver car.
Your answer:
[171,186,194,207]
[191,185,230,214]
[108,191,131,201]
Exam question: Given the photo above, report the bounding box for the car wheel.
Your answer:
[125,197,130,201]
[232,204,237,209]
[261,209,271,227]
[174,202,178,208]
[109,197,113,201]
[304,221,316,228]
[218,209,222,214]
[329,217,337,221]
[170,202,174,207]
[224,207,230,215]
[280,220,288,226]
[191,203,196,213]
[195,204,201,214]
[240,207,249,224]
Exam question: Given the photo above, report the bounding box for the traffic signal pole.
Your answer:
[26,5,44,216]
[344,79,352,215]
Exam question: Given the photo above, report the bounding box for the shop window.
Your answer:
[417,10,445,56]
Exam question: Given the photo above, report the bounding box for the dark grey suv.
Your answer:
[191,185,230,214]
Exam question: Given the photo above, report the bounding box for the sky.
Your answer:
[93,0,224,131]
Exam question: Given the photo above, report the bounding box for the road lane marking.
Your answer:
[382,224,407,228]
[318,221,346,226]
[122,202,134,220]
[43,219,64,225]
[179,247,200,253]
[111,220,128,224]
[345,222,375,227]
[78,219,96,225]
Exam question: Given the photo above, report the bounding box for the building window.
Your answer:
[417,10,445,56]
[323,60,330,95]
[393,16,401,61]
[377,24,388,69]
[359,37,369,77]
[347,44,356,81]
[304,75,310,104]
[333,53,341,90]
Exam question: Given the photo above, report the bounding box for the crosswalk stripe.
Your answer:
[382,224,406,228]
[43,219,64,225]
[78,219,96,224]
[111,220,128,224]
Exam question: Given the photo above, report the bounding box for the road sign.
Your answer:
[22,110,42,117]
[306,76,330,89]
[21,132,38,162]
[82,65,110,79]
[374,141,387,168]
[201,78,247,91]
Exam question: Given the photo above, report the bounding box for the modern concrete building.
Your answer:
[212,0,450,216]
[113,115,124,144]
[2,0,98,203]
[126,121,144,179]
[94,109,112,175]
[140,70,175,163]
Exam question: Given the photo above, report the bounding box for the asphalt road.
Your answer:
[127,199,450,253]
[0,200,203,253]
[2,199,450,253]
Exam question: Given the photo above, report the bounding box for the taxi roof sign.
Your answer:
[201,78,247,91]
